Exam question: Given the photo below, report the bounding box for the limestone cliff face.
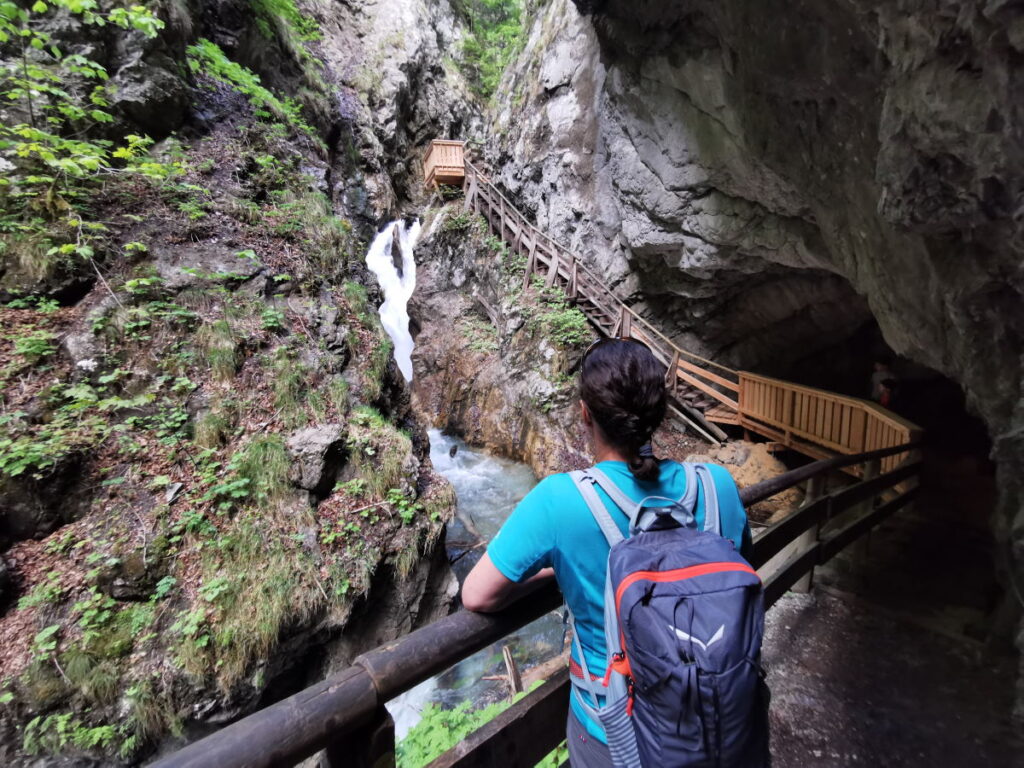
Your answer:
[489,0,1024,700]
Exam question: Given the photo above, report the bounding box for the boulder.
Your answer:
[0,455,91,548]
[286,424,347,497]
[94,550,164,602]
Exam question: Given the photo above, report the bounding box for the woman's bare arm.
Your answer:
[462,554,555,612]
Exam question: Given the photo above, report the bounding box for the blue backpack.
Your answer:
[568,464,769,768]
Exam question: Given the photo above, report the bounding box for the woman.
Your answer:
[463,338,751,767]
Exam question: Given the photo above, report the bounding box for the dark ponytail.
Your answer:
[580,340,667,481]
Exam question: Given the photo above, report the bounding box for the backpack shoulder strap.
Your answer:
[569,470,625,548]
[582,466,640,517]
[693,463,721,536]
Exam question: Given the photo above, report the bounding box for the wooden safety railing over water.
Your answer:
[152,441,921,768]
[457,151,921,470]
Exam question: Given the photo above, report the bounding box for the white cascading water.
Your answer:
[364,218,422,381]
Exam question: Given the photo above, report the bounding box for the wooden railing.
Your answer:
[738,373,922,474]
[151,441,921,768]
[423,140,466,188]
[461,158,921,468]
[463,161,738,415]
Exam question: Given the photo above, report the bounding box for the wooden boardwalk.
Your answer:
[427,141,921,471]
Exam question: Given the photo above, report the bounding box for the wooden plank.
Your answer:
[150,665,380,768]
[674,369,740,409]
[522,237,537,290]
[544,248,560,288]
[738,440,922,507]
[763,542,821,609]
[749,496,830,570]
[426,671,570,768]
[463,175,477,212]
[502,645,523,695]
[675,357,740,391]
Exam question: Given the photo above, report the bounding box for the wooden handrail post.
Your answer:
[463,173,477,213]
[620,306,631,339]
[850,458,881,579]
[569,260,578,299]
[792,474,827,593]
[523,237,537,290]
[545,248,560,288]
[667,350,680,395]
[324,707,395,768]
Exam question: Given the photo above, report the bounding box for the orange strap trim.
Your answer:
[614,561,759,615]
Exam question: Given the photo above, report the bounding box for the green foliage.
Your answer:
[31,624,60,660]
[5,294,59,312]
[544,305,590,346]
[525,284,591,348]
[229,434,291,506]
[0,0,174,276]
[186,39,316,138]
[455,0,524,99]
[386,487,422,525]
[396,683,542,767]
[22,711,119,756]
[18,571,63,610]
[271,346,308,428]
[251,0,319,41]
[261,305,286,332]
[11,328,56,363]
[442,210,475,232]
[197,319,239,382]
[460,316,498,353]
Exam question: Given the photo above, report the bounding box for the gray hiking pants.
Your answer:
[567,710,613,768]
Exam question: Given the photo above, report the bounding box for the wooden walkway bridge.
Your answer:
[150,141,926,768]
[427,140,920,474]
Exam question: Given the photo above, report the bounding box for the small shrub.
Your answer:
[442,210,474,232]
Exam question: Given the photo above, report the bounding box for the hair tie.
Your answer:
[638,443,654,458]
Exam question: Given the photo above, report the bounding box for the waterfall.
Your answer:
[364,218,421,381]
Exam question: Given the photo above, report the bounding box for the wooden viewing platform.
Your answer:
[423,139,466,189]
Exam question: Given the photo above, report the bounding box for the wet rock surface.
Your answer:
[765,591,1020,767]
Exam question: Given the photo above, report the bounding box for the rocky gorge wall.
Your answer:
[486,0,1024,709]
[411,210,590,479]
[0,0,480,763]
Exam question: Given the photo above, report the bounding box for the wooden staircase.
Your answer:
[424,141,922,466]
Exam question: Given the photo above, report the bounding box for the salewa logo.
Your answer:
[669,623,726,652]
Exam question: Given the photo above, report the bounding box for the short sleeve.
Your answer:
[486,477,558,582]
[709,464,750,554]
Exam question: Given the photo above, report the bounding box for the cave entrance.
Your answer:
[762,317,1003,646]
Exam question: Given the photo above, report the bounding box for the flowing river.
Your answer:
[385,430,566,740]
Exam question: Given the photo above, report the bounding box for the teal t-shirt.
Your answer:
[486,460,751,743]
